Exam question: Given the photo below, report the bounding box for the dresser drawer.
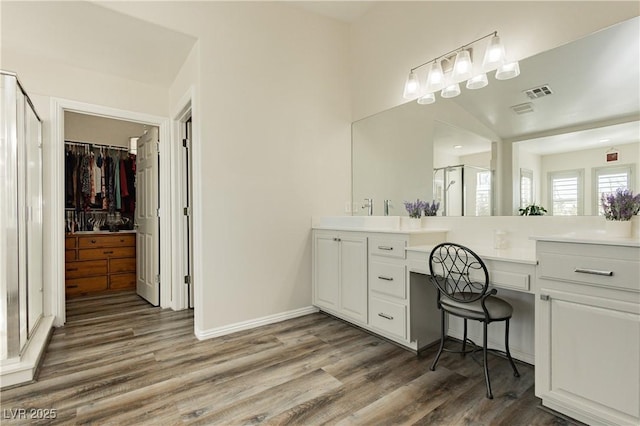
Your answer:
[78,234,135,249]
[369,237,406,259]
[79,246,135,261]
[65,237,77,249]
[65,276,108,296]
[65,260,107,279]
[65,249,77,262]
[369,296,407,340]
[538,252,640,293]
[110,257,136,273]
[110,273,136,290]
[370,260,406,299]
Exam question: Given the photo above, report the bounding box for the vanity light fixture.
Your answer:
[402,31,520,104]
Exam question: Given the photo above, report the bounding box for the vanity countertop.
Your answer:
[531,231,640,248]
[311,226,449,235]
[406,244,537,265]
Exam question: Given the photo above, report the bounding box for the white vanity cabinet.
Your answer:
[312,230,368,324]
[535,239,640,426]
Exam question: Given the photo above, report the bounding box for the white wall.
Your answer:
[349,1,640,121]
[65,112,147,148]
[541,142,640,215]
[97,2,353,335]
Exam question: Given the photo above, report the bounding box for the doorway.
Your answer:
[182,116,194,309]
[63,111,160,313]
[51,98,174,326]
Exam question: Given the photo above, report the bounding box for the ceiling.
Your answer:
[286,1,376,23]
[1,1,197,87]
[433,121,492,157]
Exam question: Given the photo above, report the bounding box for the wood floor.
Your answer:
[1,291,576,425]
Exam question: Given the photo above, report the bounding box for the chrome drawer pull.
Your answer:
[574,268,613,277]
[378,276,394,281]
[378,313,394,320]
[378,246,393,251]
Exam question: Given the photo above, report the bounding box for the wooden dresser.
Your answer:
[65,232,136,297]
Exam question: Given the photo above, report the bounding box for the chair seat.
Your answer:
[440,292,513,321]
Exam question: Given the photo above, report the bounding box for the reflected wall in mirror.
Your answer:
[352,16,639,216]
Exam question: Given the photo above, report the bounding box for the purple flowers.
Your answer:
[404,199,440,218]
[601,189,640,221]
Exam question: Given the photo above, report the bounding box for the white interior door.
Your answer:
[136,127,159,305]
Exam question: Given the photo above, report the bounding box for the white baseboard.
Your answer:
[195,306,319,341]
[1,315,54,389]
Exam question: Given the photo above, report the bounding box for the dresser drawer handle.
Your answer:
[120,239,125,243]
[378,276,394,281]
[91,239,97,243]
[67,285,78,289]
[66,268,78,272]
[378,313,394,320]
[103,250,114,254]
[378,246,393,251]
[574,268,613,277]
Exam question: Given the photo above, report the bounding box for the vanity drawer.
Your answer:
[78,234,135,249]
[369,296,407,340]
[538,252,640,293]
[370,260,406,299]
[369,237,406,259]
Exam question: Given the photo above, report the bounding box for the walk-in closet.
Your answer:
[63,112,152,303]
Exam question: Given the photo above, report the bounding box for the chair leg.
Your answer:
[461,318,468,355]
[430,310,446,371]
[483,322,493,399]
[505,319,520,377]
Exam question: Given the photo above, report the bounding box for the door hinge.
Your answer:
[182,138,190,149]
[184,275,191,285]
[155,274,161,284]
[183,206,191,216]
[156,208,161,217]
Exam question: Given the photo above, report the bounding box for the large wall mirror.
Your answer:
[352,16,639,217]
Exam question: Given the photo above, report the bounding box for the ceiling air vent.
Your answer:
[524,85,553,100]
[511,102,534,115]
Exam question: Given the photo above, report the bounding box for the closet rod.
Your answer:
[65,140,129,151]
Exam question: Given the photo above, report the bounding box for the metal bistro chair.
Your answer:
[428,242,520,399]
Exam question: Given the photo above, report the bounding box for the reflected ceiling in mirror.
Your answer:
[352,17,639,217]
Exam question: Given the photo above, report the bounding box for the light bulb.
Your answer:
[452,50,473,83]
[466,73,488,89]
[417,92,436,105]
[482,35,506,71]
[424,61,444,93]
[403,70,420,99]
[495,61,520,80]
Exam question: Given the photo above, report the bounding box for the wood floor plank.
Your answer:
[0,291,576,425]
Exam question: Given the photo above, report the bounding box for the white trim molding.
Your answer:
[195,306,320,341]
[49,98,173,325]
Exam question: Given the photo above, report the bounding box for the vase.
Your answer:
[604,220,632,238]
[408,217,421,230]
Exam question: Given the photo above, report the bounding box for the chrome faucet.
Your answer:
[383,199,392,216]
[362,198,374,216]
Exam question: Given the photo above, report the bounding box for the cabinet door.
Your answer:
[313,234,340,311]
[537,288,640,425]
[339,235,368,323]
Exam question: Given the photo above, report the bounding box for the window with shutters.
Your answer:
[593,165,635,215]
[475,170,492,216]
[520,168,533,207]
[547,169,583,215]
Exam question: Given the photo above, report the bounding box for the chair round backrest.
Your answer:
[429,243,489,303]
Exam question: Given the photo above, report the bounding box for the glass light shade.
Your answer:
[424,61,445,93]
[403,71,420,99]
[441,82,461,98]
[482,35,506,71]
[417,92,436,105]
[466,73,488,89]
[452,50,473,83]
[495,61,520,80]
